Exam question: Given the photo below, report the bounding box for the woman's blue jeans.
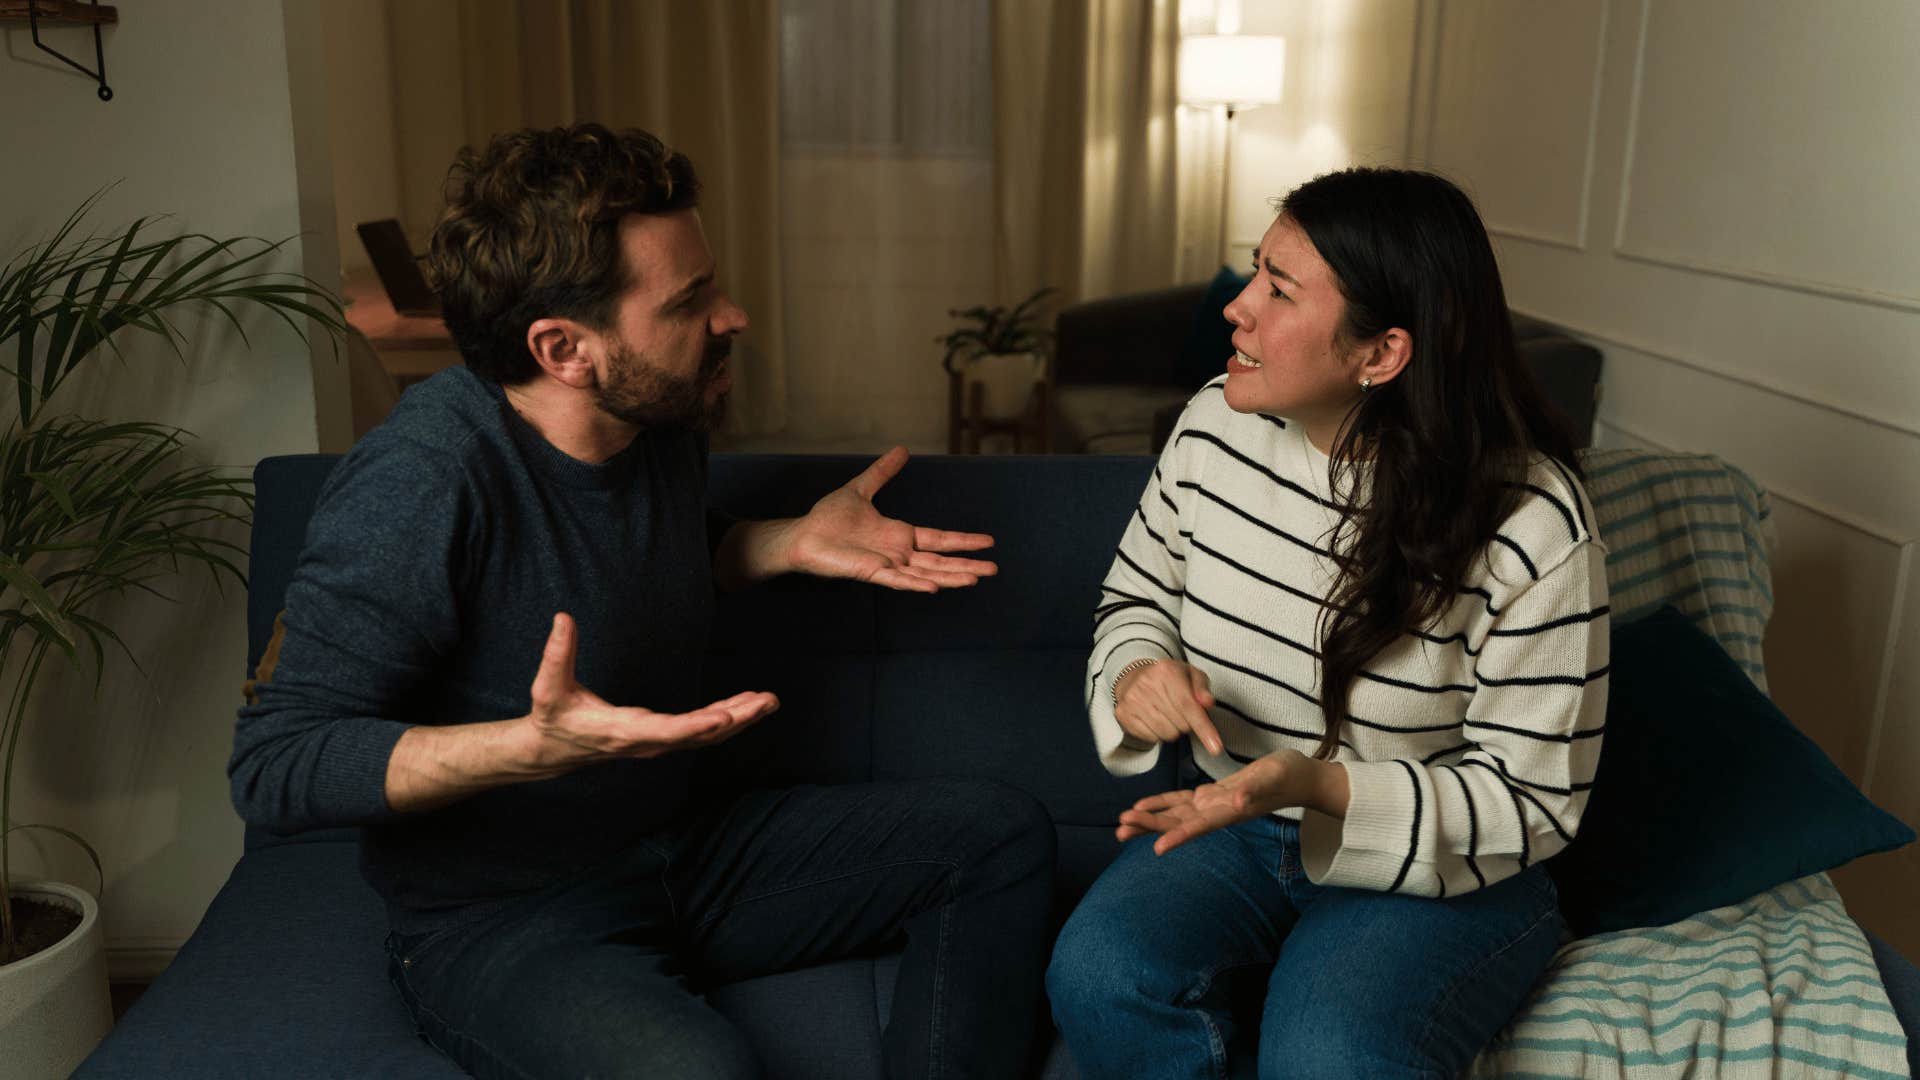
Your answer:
[1047,815,1563,1079]
[386,778,1055,1079]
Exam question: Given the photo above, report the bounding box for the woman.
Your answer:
[1047,168,1609,1079]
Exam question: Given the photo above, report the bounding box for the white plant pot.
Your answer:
[960,351,1046,422]
[0,881,113,1078]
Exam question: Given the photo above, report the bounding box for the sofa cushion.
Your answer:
[76,843,463,1080]
[1546,607,1915,935]
[1175,266,1249,389]
[1053,384,1194,455]
[81,837,1090,1080]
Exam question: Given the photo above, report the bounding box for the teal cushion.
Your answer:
[1547,606,1914,935]
[1176,266,1249,389]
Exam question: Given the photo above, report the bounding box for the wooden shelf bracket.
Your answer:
[1,0,118,102]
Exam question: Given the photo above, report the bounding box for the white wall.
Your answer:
[0,0,345,977]
[1214,0,1422,266]
[1404,0,1920,957]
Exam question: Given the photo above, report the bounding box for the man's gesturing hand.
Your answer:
[784,446,998,593]
[525,613,778,768]
[1112,659,1223,756]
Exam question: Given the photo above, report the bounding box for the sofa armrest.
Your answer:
[1054,283,1208,385]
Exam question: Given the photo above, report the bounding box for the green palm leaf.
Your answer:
[0,193,342,962]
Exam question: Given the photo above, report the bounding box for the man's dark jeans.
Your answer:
[386,778,1056,1079]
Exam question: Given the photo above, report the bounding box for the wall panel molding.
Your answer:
[1426,0,1609,250]
[1611,0,1920,314]
[1863,542,1915,800]
[1488,224,1586,253]
[1512,305,1920,445]
[109,939,183,981]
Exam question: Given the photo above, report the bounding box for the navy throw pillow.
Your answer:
[1176,266,1250,389]
[1546,606,1914,935]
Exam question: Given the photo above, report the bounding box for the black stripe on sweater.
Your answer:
[1188,537,1486,657]
[1497,770,1596,798]
[1387,760,1422,894]
[1493,534,1539,580]
[1133,507,1188,561]
[1473,664,1610,689]
[1510,481,1579,543]
[1176,429,1336,510]
[1097,586,1179,625]
[1461,718,1606,744]
[1176,481,1333,558]
[1440,765,1487,889]
[1113,547,1184,598]
[1177,581,1476,691]
[1487,605,1611,637]
[1179,638,1465,735]
[1212,698,1352,754]
[1469,759,1533,868]
[1460,758,1573,844]
[1194,382,1289,431]
[1545,457,1589,534]
[1093,598,1164,623]
[1460,586,1505,618]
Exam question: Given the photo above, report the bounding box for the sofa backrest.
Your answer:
[241,452,1184,894]
[694,455,1180,831]
[243,448,1774,893]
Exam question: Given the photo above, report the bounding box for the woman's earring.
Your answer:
[1359,376,1373,392]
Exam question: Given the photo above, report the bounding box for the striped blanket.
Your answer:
[1467,449,1909,1078]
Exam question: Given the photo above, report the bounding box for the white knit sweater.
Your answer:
[1087,378,1610,898]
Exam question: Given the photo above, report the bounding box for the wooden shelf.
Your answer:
[0,1,117,25]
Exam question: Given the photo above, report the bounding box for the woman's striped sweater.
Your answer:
[1087,377,1611,898]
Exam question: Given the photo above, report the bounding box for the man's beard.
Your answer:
[595,334,732,431]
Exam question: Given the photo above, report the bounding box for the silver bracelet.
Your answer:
[1110,657,1159,705]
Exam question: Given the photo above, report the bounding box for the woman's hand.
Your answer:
[1117,749,1344,855]
[1113,659,1223,756]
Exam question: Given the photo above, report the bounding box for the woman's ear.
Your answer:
[1358,328,1412,389]
[525,318,601,389]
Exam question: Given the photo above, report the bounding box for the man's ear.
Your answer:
[1357,327,1412,389]
[525,318,601,389]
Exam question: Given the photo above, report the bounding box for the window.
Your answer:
[779,0,992,157]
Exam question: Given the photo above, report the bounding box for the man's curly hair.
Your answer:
[426,124,701,384]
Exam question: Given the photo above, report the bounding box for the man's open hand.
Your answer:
[781,446,998,593]
[525,613,778,767]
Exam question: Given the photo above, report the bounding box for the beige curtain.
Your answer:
[993,0,1215,307]
[388,0,787,435]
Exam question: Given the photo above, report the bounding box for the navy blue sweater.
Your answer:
[230,368,718,933]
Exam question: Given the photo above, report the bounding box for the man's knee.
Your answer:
[639,1030,762,1080]
[928,777,1056,880]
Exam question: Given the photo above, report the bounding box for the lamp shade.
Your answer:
[1178,34,1285,109]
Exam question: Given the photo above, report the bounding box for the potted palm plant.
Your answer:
[0,193,343,1073]
[937,285,1056,423]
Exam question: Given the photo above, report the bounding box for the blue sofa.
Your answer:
[82,452,1920,1078]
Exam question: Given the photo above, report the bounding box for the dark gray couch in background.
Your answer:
[1049,280,1602,455]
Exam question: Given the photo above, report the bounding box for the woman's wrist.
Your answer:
[1307,757,1350,819]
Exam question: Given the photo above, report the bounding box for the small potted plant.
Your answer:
[0,193,343,1073]
[937,285,1056,426]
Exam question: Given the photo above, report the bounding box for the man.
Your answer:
[231,124,1054,1079]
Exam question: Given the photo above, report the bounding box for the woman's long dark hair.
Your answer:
[1284,168,1581,759]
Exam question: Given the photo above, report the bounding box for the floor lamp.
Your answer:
[1178,34,1286,266]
